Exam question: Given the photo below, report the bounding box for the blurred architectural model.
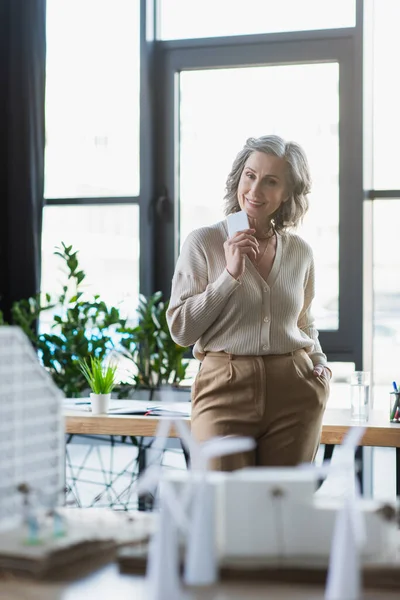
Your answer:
[0,326,64,531]
[165,466,397,562]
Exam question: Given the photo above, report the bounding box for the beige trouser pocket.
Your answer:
[190,350,329,471]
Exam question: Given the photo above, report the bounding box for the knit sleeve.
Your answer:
[298,255,328,367]
[166,230,241,347]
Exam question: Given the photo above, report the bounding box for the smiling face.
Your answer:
[237,151,289,225]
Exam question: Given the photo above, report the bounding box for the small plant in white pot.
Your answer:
[78,356,117,414]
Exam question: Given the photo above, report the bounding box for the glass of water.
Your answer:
[350,371,370,422]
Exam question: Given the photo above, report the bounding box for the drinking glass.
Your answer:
[350,371,370,422]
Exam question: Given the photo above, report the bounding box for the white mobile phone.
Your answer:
[226,211,250,238]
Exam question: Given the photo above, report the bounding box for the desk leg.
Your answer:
[316,444,334,491]
[323,444,334,462]
[323,444,365,495]
[397,448,400,497]
[137,437,167,511]
[137,439,189,510]
[137,437,148,512]
[355,446,365,495]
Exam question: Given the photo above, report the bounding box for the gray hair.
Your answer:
[223,135,311,232]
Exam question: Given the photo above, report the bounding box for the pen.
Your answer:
[74,401,91,405]
[392,381,398,392]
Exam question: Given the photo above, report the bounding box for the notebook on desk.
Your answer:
[64,399,191,417]
[109,406,190,417]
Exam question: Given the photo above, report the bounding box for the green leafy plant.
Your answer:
[0,243,189,398]
[158,301,189,386]
[119,293,189,392]
[78,356,117,394]
[119,292,163,390]
[4,243,126,397]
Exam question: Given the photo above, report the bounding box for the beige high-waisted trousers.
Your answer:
[191,348,329,471]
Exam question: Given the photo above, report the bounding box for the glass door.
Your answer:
[156,35,361,361]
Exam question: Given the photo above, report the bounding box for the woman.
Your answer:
[167,135,331,470]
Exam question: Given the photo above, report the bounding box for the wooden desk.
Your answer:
[65,408,400,448]
[65,411,185,437]
[321,409,400,448]
[3,563,400,600]
[64,406,400,496]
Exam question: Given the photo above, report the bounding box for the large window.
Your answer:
[156,29,358,363]
[369,0,400,392]
[43,0,142,328]
[41,205,140,322]
[371,200,400,395]
[45,0,140,199]
[372,0,400,190]
[43,0,398,382]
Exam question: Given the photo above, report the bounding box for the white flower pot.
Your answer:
[90,393,111,415]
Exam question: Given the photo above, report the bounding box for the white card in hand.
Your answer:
[226,211,250,238]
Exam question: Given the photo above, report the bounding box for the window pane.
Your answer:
[373,1,400,189]
[41,205,140,322]
[158,0,355,40]
[45,0,140,199]
[372,200,400,407]
[326,363,355,409]
[179,64,339,330]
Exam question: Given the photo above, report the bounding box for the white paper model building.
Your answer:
[0,326,64,531]
[217,467,397,560]
[164,467,397,563]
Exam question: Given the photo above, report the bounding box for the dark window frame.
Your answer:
[44,0,380,369]
[152,22,364,366]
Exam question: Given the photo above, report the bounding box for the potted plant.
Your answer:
[78,356,117,414]
[0,243,190,401]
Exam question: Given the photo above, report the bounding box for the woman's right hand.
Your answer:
[224,229,259,280]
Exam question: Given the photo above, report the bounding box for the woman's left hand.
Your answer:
[313,364,330,379]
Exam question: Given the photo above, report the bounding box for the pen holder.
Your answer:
[389,392,400,422]
[350,371,370,422]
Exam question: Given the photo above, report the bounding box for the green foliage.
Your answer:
[78,356,117,394]
[119,294,189,390]
[1,242,189,398]
[158,302,189,385]
[7,243,126,397]
[119,292,163,390]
